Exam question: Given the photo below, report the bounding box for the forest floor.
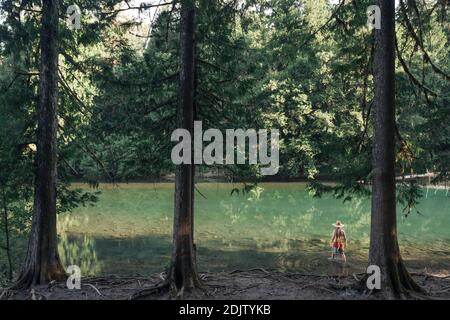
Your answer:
[1,269,450,300]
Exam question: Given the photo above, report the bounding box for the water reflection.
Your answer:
[58,183,450,276]
[58,215,103,275]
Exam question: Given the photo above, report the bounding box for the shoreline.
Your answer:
[2,270,449,300]
[68,180,450,191]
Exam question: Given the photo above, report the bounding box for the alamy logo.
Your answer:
[67,4,81,30]
[366,265,381,290]
[367,5,381,30]
[171,121,279,175]
[66,265,81,289]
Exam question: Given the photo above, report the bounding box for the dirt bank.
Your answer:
[1,269,449,300]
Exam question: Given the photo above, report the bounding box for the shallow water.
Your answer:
[58,183,450,276]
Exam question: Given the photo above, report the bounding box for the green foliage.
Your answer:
[397,181,424,217]
[0,0,449,283]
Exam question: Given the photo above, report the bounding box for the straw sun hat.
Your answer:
[332,220,345,228]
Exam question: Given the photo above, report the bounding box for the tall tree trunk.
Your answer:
[2,191,13,281]
[369,0,421,298]
[191,32,199,271]
[15,0,66,288]
[168,0,200,292]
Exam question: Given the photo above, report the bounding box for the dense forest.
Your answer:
[0,0,449,300]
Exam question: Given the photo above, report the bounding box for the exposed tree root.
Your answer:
[3,270,449,300]
[30,288,49,300]
[430,286,450,294]
[229,268,271,274]
[11,262,67,290]
[361,285,429,300]
[130,274,205,300]
[0,289,12,300]
[83,283,106,298]
[356,261,428,300]
[129,281,170,300]
[410,272,450,280]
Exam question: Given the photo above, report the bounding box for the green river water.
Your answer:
[58,183,450,276]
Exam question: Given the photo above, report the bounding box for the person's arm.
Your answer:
[330,231,335,246]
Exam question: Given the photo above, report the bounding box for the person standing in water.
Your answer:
[329,220,347,262]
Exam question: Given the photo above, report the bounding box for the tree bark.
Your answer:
[14,0,66,288]
[368,0,421,298]
[2,191,13,281]
[168,0,200,292]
